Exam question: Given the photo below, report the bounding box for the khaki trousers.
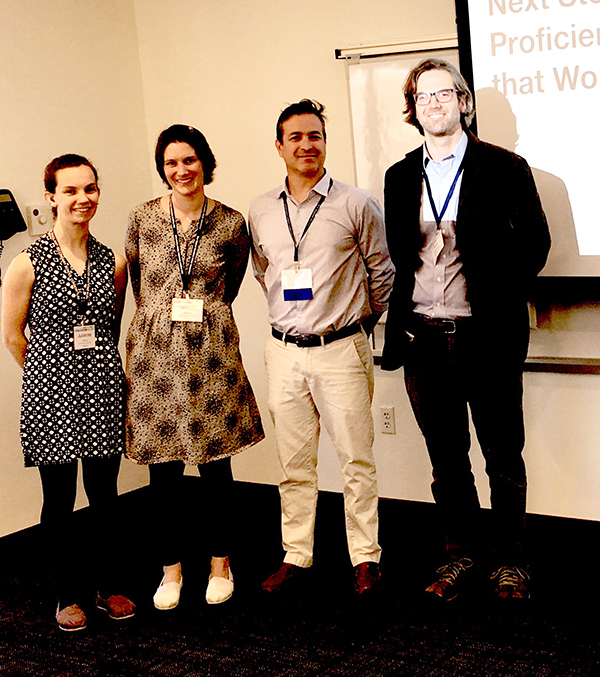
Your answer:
[264,330,381,568]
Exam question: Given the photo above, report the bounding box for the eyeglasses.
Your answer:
[414,89,458,106]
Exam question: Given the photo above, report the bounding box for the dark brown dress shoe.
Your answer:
[354,561,381,595]
[261,563,306,593]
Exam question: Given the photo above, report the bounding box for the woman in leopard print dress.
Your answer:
[125,125,263,610]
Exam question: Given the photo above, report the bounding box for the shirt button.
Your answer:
[436,277,441,282]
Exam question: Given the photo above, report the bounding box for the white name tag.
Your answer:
[282,268,313,301]
[73,324,96,350]
[171,297,204,322]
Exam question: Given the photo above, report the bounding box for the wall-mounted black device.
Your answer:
[0,189,27,241]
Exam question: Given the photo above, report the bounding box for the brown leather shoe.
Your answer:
[491,565,530,600]
[354,562,381,595]
[56,603,87,632]
[261,563,306,593]
[425,557,473,601]
[96,594,136,620]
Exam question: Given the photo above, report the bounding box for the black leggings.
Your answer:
[38,454,123,606]
[148,457,235,567]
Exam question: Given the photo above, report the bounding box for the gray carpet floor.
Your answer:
[0,481,598,676]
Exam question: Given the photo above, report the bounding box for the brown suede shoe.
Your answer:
[354,562,381,595]
[96,594,136,620]
[261,563,306,593]
[425,557,474,601]
[491,566,530,600]
[56,603,87,632]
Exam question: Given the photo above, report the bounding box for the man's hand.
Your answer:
[361,313,382,337]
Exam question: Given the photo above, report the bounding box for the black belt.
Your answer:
[272,323,361,348]
[411,313,472,335]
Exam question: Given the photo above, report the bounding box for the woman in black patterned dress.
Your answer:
[125,125,263,610]
[2,154,134,631]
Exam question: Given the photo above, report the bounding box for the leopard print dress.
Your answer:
[124,198,264,465]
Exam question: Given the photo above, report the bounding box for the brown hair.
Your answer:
[155,124,216,186]
[44,154,99,217]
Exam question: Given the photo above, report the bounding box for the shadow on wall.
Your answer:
[475,87,599,277]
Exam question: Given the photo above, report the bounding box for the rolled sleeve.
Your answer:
[357,195,395,315]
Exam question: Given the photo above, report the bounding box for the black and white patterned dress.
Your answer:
[20,233,125,467]
[125,199,264,465]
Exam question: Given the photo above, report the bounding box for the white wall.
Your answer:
[1,0,599,539]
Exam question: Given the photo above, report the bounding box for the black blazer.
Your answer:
[381,132,551,371]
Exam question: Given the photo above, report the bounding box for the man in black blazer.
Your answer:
[382,58,550,601]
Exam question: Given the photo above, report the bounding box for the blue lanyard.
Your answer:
[422,160,464,229]
[169,196,207,294]
[281,178,333,263]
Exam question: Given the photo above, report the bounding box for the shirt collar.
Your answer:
[280,170,331,200]
[312,170,331,197]
[423,131,468,169]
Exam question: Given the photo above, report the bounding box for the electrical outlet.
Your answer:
[380,406,396,434]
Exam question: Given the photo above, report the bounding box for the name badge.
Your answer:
[171,297,204,322]
[74,324,96,350]
[282,268,313,301]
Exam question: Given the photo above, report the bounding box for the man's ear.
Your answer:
[275,139,283,158]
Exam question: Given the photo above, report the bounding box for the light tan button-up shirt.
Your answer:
[249,172,394,336]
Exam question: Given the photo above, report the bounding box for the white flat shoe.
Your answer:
[153,575,183,610]
[206,569,234,605]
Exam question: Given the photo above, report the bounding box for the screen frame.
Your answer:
[453,0,600,373]
[454,0,600,297]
